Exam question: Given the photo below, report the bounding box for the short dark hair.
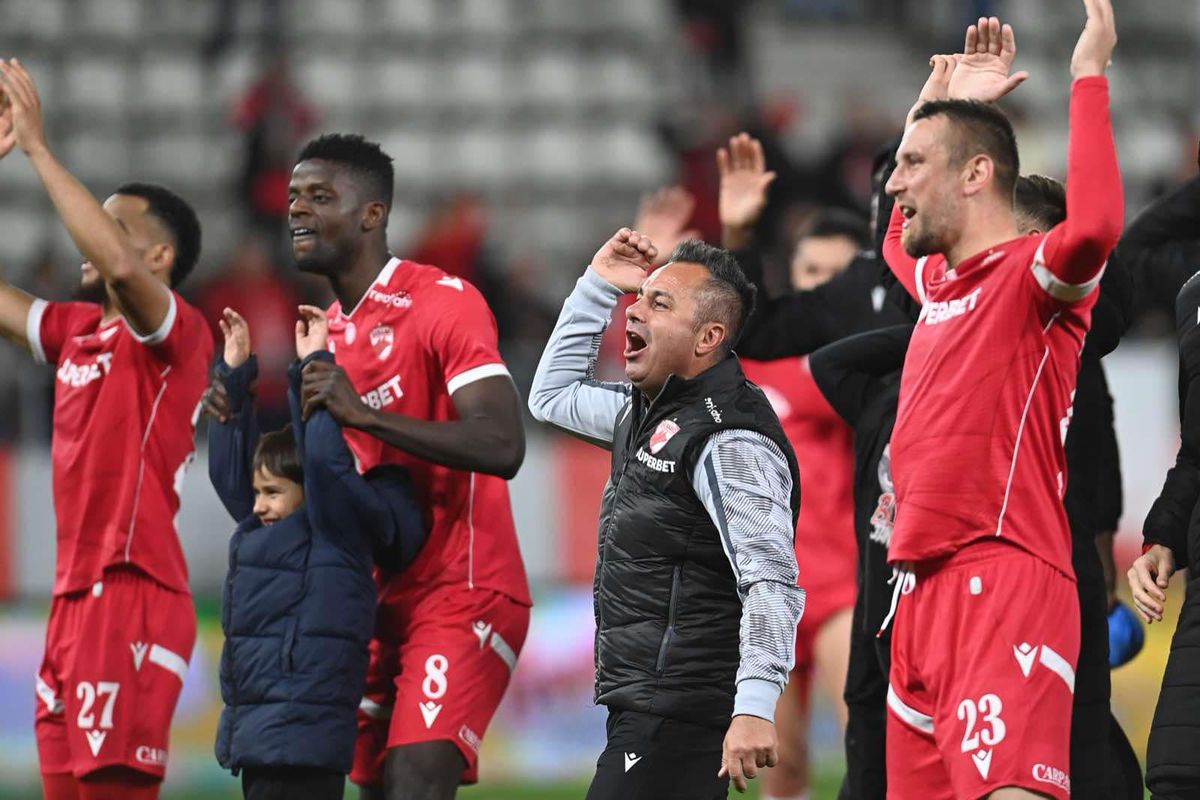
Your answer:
[667,240,757,357]
[297,133,395,209]
[252,426,303,486]
[797,208,871,250]
[114,182,202,288]
[1014,174,1066,232]
[912,100,1019,201]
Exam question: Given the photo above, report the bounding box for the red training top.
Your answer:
[882,77,1123,577]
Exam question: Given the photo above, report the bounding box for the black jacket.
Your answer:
[210,353,425,773]
[594,357,800,729]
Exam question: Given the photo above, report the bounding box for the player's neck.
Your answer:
[331,243,392,311]
[944,207,1021,269]
[99,287,123,324]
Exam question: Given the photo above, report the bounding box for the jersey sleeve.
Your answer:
[1034,77,1124,302]
[424,279,510,395]
[126,291,211,365]
[28,300,93,365]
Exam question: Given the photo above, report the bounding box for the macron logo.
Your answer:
[131,642,148,671]
[624,752,642,772]
[437,276,464,291]
[85,730,107,757]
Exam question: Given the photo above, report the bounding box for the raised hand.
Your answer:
[0,59,48,156]
[907,54,960,126]
[218,307,251,368]
[0,101,15,160]
[590,228,658,294]
[295,305,329,359]
[634,187,699,267]
[1071,0,1117,78]
[946,17,1029,103]
[717,133,776,248]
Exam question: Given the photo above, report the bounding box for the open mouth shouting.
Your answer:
[290,225,318,251]
[625,328,648,360]
[899,204,917,230]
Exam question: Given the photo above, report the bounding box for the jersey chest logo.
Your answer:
[370,324,394,360]
[919,286,982,326]
[648,419,680,454]
[57,352,114,388]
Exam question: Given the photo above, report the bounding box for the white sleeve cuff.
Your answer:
[26,298,48,364]
[129,290,177,345]
[1031,237,1103,302]
[733,678,783,723]
[447,362,511,395]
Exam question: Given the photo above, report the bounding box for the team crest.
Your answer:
[370,324,395,360]
[648,420,680,454]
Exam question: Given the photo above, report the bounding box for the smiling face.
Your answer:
[288,159,375,276]
[624,261,724,398]
[252,467,304,525]
[886,115,965,258]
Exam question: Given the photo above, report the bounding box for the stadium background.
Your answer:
[0,0,1194,796]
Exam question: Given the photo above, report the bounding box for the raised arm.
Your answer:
[691,429,803,793]
[0,59,171,336]
[527,229,657,447]
[1037,0,1123,291]
[205,310,259,522]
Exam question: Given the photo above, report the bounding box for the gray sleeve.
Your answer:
[692,429,804,723]
[528,268,633,448]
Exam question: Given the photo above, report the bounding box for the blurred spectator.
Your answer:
[195,235,301,431]
[232,50,316,257]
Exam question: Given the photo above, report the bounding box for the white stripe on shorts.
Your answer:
[887,684,934,734]
[148,644,188,683]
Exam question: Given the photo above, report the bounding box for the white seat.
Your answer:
[137,56,206,113]
[515,51,579,107]
[590,125,667,184]
[8,1,67,39]
[0,209,51,269]
[78,0,143,40]
[61,132,130,184]
[293,54,359,114]
[62,57,128,112]
[519,125,582,185]
[291,0,366,37]
[455,0,513,36]
[442,126,509,186]
[365,53,434,111]
[138,132,213,183]
[378,0,440,37]
[443,51,508,112]
[378,127,439,189]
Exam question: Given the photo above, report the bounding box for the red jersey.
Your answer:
[29,292,212,596]
[326,257,531,608]
[741,357,856,585]
[883,77,1123,576]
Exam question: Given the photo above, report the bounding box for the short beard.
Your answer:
[74,279,108,305]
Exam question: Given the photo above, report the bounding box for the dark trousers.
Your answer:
[838,588,888,800]
[241,766,345,800]
[1147,569,1200,798]
[586,709,728,800]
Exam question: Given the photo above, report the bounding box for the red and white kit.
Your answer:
[30,293,212,779]
[882,77,1123,798]
[325,258,532,785]
[742,356,856,674]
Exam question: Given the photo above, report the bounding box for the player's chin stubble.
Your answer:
[75,277,108,305]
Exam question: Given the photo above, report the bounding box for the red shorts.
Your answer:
[351,586,530,786]
[887,541,1078,800]
[793,575,855,674]
[35,567,196,780]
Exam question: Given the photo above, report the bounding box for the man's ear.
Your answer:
[695,321,727,359]
[361,200,388,232]
[961,154,994,198]
[149,242,175,281]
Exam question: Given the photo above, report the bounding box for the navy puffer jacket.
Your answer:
[210,353,424,773]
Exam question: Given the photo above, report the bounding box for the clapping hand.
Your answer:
[219,308,251,369]
[634,187,699,267]
[295,305,329,360]
[1071,0,1117,79]
[717,133,776,249]
[0,59,48,157]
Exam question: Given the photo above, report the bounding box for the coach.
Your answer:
[529,229,804,799]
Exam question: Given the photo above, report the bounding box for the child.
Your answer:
[206,306,424,800]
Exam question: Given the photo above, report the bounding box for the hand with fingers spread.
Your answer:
[590,227,658,294]
[717,133,777,250]
[634,187,699,267]
[719,714,778,793]
[946,16,1029,103]
[0,100,15,160]
[1071,0,1117,78]
[218,308,252,369]
[295,305,329,360]
[1127,544,1176,624]
[0,58,48,156]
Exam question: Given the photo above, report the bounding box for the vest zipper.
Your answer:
[655,564,682,673]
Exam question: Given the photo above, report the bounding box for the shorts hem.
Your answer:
[72,759,165,781]
[963,779,1068,800]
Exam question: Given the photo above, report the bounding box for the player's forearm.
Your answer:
[352,408,524,479]
[0,281,36,352]
[1050,77,1124,286]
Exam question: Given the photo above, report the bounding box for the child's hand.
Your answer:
[219,307,251,368]
[295,305,329,360]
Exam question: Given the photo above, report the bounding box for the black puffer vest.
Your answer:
[593,357,800,729]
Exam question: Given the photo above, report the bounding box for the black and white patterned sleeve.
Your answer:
[692,429,804,723]
[528,268,633,449]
